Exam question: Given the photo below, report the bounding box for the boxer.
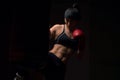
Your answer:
[44,3,85,80]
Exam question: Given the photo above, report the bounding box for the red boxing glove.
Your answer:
[72,29,84,39]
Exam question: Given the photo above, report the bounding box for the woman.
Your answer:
[44,3,85,80]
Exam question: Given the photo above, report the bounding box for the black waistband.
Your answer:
[48,52,65,66]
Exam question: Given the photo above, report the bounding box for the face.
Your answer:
[64,18,79,28]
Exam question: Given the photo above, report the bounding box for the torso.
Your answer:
[49,24,79,63]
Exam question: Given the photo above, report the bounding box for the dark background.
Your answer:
[5,0,120,80]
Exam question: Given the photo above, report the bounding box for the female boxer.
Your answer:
[44,3,85,80]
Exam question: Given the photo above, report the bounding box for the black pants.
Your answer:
[43,52,66,80]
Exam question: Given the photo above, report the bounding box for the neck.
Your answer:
[65,24,76,32]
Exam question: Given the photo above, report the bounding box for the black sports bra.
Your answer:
[54,25,79,50]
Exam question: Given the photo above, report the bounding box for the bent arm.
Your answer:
[73,29,85,51]
[74,35,85,60]
[49,25,57,50]
[73,29,85,57]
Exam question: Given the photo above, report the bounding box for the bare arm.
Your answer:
[49,25,58,50]
[49,28,54,40]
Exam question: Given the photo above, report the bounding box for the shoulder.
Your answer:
[50,24,64,31]
[51,24,63,28]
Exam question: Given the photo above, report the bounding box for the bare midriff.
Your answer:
[49,44,74,63]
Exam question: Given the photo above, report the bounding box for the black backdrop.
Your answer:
[5,0,120,80]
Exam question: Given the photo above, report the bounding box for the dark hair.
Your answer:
[64,3,81,20]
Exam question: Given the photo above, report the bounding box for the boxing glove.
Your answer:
[72,29,84,39]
